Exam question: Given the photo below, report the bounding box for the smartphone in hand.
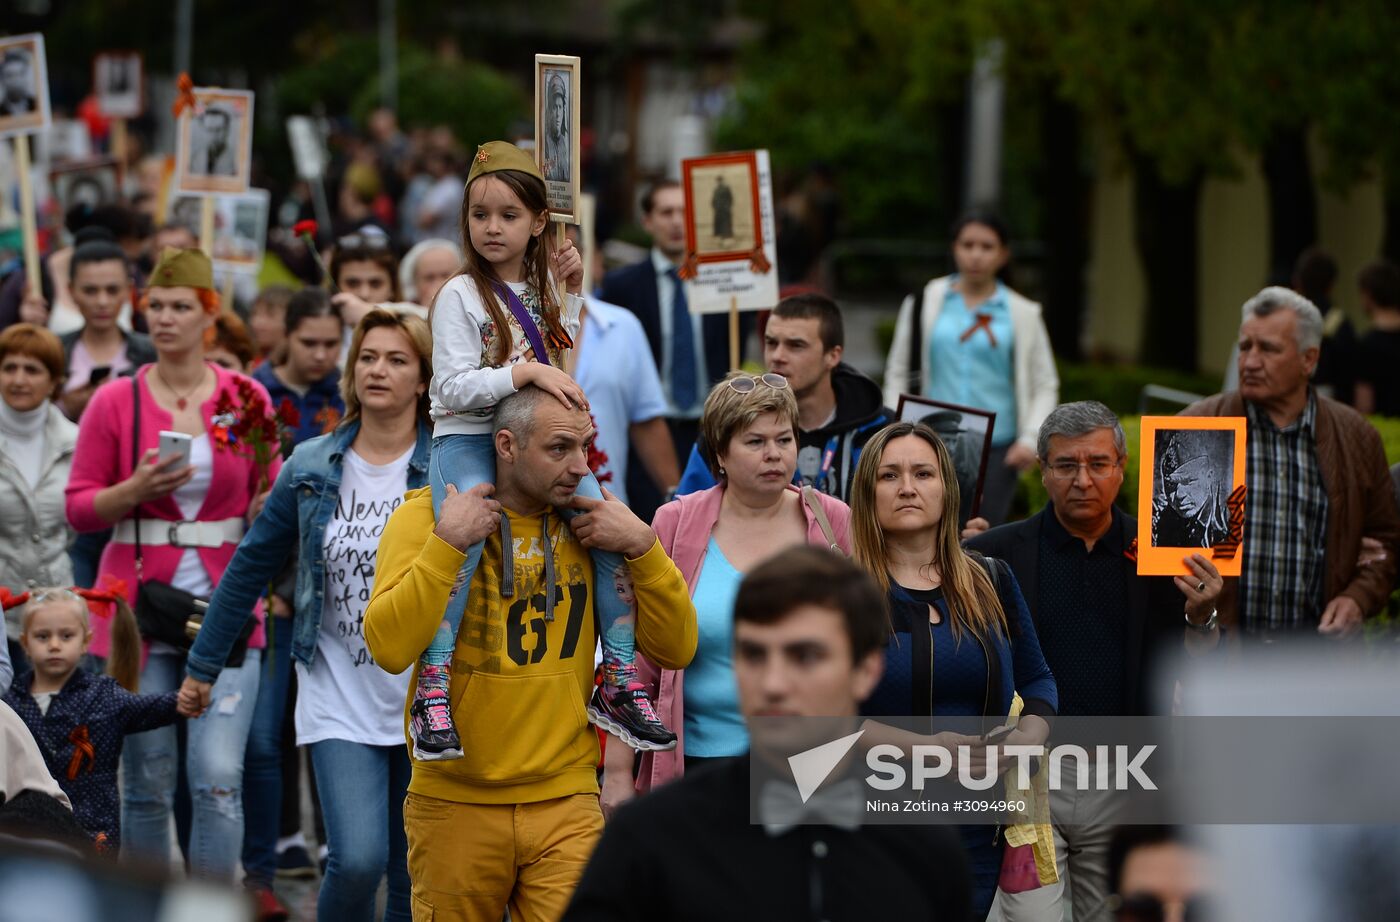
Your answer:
[158,430,193,468]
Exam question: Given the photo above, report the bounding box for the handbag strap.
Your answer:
[131,373,143,581]
[493,283,553,367]
[906,290,922,395]
[801,485,843,555]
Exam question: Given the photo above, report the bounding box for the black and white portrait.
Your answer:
[1151,428,1234,548]
[94,51,142,119]
[217,189,270,270]
[541,70,570,184]
[175,88,253,194]
[51,159,121,214]
[897,396,995,522]
[0,35,50,138]
[189,105,237,177]
[535,54,579,219]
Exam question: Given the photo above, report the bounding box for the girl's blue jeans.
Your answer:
[425,433,635,680]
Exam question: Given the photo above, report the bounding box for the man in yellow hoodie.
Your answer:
[365,384,698,922]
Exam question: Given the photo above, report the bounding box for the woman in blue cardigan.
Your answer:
[850,421,1057,919]
[177,309,432,922]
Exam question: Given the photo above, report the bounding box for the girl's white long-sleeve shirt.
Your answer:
[429,274,584,437]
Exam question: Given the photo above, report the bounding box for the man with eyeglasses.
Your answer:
[1102,826,1211,922]
[966,401,1222,922]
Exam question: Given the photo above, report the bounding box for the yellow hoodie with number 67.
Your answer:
[365,487,697,806]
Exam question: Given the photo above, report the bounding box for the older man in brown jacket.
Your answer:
[1182,286,1400,638]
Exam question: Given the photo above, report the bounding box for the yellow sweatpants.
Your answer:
[404,791,604,922]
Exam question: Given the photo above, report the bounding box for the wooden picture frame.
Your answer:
[896,394,997,521]
[681,151,765,269]
[1136,415,1246,577]
[175,87,254,195]
[534,53,581,223]
[0,34,51,140]
[93,50,143,119]
[50,157,123,213]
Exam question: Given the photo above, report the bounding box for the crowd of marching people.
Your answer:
[2,112,1400,922]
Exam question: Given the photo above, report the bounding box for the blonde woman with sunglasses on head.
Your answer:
[608,372,855,810]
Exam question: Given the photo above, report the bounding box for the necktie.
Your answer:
[668,267,698,411]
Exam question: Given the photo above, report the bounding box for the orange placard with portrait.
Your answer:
[1135,416,1247,577]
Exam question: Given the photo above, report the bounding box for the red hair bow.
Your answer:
[75,575,130,619]
[0,587,30,610]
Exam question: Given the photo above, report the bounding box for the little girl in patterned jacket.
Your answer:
[1,586,179,852]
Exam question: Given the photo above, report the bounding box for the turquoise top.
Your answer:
[682,538,750,757]
[927,279,1017,446]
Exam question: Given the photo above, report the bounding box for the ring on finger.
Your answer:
[1196,581,1206,593]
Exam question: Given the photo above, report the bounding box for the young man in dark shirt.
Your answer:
[564,547,971,921]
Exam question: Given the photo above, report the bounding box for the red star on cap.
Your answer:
[476,148,490,163]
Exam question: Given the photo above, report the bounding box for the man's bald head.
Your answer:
[493,385,595,512]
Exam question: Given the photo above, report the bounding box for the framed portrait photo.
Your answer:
[165,188,270,274]
[175,87,254,195]
[50,157,122,214]
[682,151,764,265]
[0,34,51,140]
[896,394,996,522]
[1136,416,1247,577]
[534,54,580,222]
[93,51,143,119]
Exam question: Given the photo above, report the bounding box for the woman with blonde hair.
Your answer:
[849,420,1056,918]
[608,371,854,810]
[180,309,432,921]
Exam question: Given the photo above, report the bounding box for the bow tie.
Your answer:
[759,778,865,837]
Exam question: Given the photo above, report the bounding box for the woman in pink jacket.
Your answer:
[65,248,279,880]
[602,372,852,813]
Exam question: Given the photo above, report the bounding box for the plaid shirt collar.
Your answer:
[1245,387,1317,437]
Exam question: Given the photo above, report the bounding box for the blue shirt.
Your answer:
[573,297,669,505]
[682,538,749,757]
[927,280,1016,446]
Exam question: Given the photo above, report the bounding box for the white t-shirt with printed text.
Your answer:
[295,444,413,746]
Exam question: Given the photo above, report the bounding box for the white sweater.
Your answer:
[883,275,1060,452]
[429,275,583,437]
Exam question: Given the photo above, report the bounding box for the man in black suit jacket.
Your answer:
[565,547,971,922]
[598,180,742,519]
[965,401,1222,922]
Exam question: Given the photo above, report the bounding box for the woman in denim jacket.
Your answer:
[180,309,432,922]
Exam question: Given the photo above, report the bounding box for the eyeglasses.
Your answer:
[1045,459,1121,480]
[1103,893,1214,922]
[725,373,788,394]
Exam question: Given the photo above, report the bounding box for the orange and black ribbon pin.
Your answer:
[67,725,96,779]
[960,313,998,348]
[171,72,197,118]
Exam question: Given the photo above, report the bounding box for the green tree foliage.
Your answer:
[714,0,977,238]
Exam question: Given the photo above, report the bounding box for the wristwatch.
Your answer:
[1185,606,1219,632]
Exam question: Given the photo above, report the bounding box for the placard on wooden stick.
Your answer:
[93,51,143,119]
[534,54,581,224]
[1136,416,1247,577]
[1,33,52,305]
[678,149,779,370]
[174,86,254,196]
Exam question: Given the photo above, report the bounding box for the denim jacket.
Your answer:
[185,419,431,683]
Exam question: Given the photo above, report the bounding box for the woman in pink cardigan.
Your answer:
[601,373,852,813]
[64,248,279,881]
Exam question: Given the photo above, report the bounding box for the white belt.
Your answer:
[112,517,245,549]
